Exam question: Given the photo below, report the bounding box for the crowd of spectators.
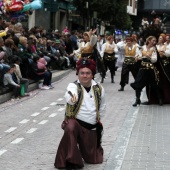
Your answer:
[0,16,84,98]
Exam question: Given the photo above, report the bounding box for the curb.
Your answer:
[0,69,71,104]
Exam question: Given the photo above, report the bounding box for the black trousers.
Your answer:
[7,84,20,98]
[120,62,138,87]
[131,68,161,100]
[103,58,116,76]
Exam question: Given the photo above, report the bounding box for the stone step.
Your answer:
[0,69,71,104]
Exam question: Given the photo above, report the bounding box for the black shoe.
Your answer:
[111,79,115,83]
[133,98,141,107]
[66,162,83,170]
[100,78,104,83]
[141,101,150,105]
[159,99,163,106]
[118,87,124,91]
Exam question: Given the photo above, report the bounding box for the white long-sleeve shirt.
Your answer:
[165,44,170,57]
[162,43,170,57]
[64,79,106,125]
[3,73,18,86]
[117,41,140,58]
[100,42,118,58]
[138,45,157,63]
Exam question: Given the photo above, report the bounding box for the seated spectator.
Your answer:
[0,16,5,30]
[27,37,37,54]
[11,56,30,96]
[30,55,53,90]
[18,36,33,78]
[30,36,51,68]
[3,64,20,99]
[54,39,69,69]
[5,29,20,55]
[0,51,10,73]
[2,38,15,63]
[0,51,10,86]
[53,29,60,39]
[39,53,51,69]
[18,36,33,61]
[38,55,54,89]
[14,22,23,38]
[46,39,65,69]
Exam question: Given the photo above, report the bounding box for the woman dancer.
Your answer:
[130,36,163,106]
[100,36,118,83]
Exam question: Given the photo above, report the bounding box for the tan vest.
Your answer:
[125,45,137,57]
[81,42,93,54]
[105,43,115,54]
[142,49,154,57]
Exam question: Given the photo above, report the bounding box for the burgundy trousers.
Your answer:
[54,119,103,169]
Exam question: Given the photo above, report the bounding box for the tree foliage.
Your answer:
[71,0,132,30]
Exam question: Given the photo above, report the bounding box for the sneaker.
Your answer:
[41,86,50,90]
[15,97,20,100]
[24,93,30,96]
[39,83,43,89]
[48,85,54,89]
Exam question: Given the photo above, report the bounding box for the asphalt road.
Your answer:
[0,69,135,170]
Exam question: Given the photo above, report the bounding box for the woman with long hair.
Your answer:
[130,36,163,106]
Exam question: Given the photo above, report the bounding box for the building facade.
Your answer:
[28,0,74,32]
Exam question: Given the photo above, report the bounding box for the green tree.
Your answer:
[71,0,132,30]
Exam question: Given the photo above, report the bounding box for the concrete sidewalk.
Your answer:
[0,69,71,104]
[105,85,170,170]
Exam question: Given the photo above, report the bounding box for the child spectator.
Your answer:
[3,64,20,99]
[12,56,30,96]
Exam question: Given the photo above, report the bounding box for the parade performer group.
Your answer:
[130,34,170,106]
[71,29,170,107]
[53,29,170,170]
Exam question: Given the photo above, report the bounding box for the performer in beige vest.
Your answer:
[131,36,163,106]
[118,37,140,91]
[72,29,97,60]
[100,35,118,83]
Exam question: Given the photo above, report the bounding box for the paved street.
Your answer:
[0,69,170,170]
